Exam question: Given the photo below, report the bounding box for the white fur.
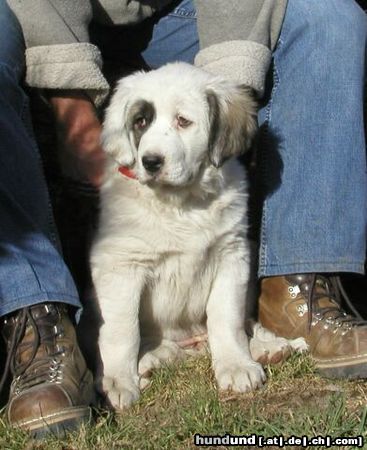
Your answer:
[90,63,302,410]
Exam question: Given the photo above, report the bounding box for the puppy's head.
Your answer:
[102,62,257,187]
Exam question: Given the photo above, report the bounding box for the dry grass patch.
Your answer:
[1,353,367,449]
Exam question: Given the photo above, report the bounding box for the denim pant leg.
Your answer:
[141,0,199,67]
[0,3,80,316]
[257,0,367,277]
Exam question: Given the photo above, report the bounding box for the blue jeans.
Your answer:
[257,0,367,277]
[0,2,80,316]
[0,0,366,318]
[140,0,367,278]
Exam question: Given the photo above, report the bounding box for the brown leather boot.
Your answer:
[259,274,367,379]
[0,303,94,436]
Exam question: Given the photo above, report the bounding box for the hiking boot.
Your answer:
[259,274,367,379]
[0,303,94,436]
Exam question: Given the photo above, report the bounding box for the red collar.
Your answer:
[118,166,137,180]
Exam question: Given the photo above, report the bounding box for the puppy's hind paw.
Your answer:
[288,337,308,353]
[249,323,307,365]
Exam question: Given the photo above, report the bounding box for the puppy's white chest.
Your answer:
[141,240,216,334]
[129,201,221,327]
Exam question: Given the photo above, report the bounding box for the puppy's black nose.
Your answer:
[142,154,164,173]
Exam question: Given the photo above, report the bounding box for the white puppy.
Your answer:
[90,62,306,410]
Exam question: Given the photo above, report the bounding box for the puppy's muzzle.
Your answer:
[142,154,165,174]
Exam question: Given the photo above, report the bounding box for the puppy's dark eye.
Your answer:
[134,117,147,130]
[177,115,192,129]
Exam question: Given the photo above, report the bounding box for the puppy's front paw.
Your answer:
[97,375,140,410]
[215,360,266,393]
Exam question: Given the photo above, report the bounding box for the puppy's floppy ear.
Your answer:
[101,80,136,167]
[206,83,258,168]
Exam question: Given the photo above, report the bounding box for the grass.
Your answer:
[1,353,367,450]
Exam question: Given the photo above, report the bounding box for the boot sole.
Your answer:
[316,358,367,379]
[12,405,93,438]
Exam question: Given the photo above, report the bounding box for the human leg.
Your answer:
[257,0,366,276]
[0,2,93,434]
[0,8,80,317]
[258,0,367,377]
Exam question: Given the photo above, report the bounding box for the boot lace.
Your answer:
[0,305,66,395]
[305,274,367,332]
